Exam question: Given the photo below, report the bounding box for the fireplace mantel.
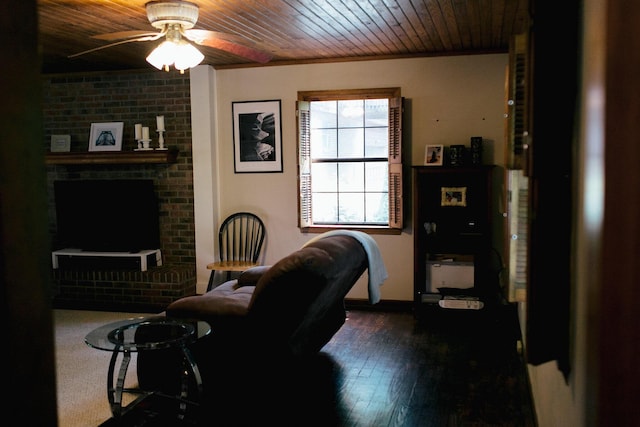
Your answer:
[45,148,179,165]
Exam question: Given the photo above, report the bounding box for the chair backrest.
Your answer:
[218,212,265,263]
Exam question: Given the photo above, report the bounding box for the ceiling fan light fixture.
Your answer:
[69,0,272,68]
[146,1,199,30]
[174,40,205,71]
[146,39,204,73]
[146,40,175,70]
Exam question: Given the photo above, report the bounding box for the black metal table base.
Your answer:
[99,393,201,427]
[107,344,203,420]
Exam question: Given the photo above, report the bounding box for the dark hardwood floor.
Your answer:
[103,305,537,427]
[323,306,537,426]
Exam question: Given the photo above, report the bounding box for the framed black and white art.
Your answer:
[232,100,283,173]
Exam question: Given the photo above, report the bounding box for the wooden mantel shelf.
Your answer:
[45,148,179,165]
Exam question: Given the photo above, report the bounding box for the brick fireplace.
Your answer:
[52,266,195,313]
[43,70,197,312]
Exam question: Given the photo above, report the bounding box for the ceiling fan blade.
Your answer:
[68,35,162,59]
[92,31,163,42]
[184,30,272,63]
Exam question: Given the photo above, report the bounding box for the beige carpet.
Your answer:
[54,309,157,427]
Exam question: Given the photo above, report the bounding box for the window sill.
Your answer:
[300,226,401,235]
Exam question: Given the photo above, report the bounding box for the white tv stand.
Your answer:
[51,248,162,272]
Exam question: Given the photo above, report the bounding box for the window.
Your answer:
[297,88,403,233]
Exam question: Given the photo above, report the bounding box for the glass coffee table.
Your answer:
[85,316,211,419]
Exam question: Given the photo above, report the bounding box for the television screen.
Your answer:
[54,179,161,252]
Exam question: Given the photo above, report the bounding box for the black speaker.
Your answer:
[470,137,483,165]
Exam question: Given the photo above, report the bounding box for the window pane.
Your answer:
[337,128,364,158]
[365,162,388,191]
[339,192,365,222]
[366,193,388,222]
[364,127,388,157]
[310,101,336,128]
[311,163,337,191]
[338,162,364,191]
[338,100,364,128]
[310,128,337,158]
[313,193,338,222]
[364,99,388,126]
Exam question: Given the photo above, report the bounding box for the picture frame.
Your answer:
[50,134,71,152]
[232,100,283,173]
[88,122,123,152]
[424,144,444,166]
[441,186,467,207]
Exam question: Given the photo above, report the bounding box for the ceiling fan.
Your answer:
[68,0,272,71]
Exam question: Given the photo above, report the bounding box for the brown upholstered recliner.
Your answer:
[169,234,368,355]
[136,232,385,424]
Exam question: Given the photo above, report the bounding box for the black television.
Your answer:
[54,179,161,252]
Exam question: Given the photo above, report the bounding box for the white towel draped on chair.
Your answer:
[302,230,388,304]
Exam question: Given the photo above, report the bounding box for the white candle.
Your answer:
[156,115,165,131]
[134,123,142,140]
[142,126,150,140]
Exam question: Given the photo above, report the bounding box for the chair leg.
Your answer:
[206,270,216,292]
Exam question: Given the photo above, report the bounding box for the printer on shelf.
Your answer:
[425,254,474,294]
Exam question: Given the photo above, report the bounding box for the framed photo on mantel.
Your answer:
[50,134,71,152]
[88,122,123,152]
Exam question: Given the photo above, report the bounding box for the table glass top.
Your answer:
[85,316,211,352]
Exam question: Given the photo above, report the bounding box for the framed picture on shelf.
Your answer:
[232,100,283,173]
[441,186,467,207]
[424,145,443,166]
[50,134,71,152]
[88,122,123,152]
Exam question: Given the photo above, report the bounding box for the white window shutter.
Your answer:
[297,100,312,228]
[389,97,403,229]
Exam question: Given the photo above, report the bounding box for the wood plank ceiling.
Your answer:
[38,0,529,74]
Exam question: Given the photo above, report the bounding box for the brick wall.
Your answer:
[53,265,196,313]
[42,69,197,310]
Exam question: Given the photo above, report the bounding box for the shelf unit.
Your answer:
[412,165,495,307]
[45,148,179,165]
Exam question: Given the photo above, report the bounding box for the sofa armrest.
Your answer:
[237,265,271,287]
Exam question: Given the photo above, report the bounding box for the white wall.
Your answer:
[190,66,219,288]
[191,54,508,299]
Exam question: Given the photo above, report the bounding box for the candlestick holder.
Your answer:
[136,139,152,151]
[156,129,167,150]
[133,138,145,151]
